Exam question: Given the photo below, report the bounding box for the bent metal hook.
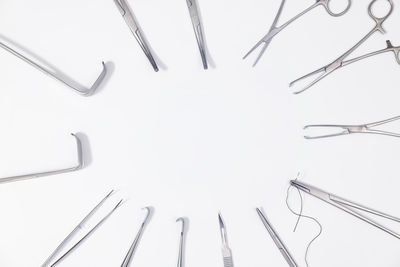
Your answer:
[0,133,84,184]
[0,41,107,96]
[121,207,152,267]
[176,217,186,267]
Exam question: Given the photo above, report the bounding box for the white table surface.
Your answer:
[1,0,400,266]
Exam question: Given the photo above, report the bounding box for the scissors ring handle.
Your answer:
[368,0,393,22]
[320,0,352,17]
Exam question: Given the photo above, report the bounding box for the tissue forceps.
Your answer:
[114,0,159,72]
[257,208,298,267]
[291,0,400,94]
[243,0,351,66]
[0,133,83,184]
[42,191,123,267]
[218,213,234,267]
[0,41,106,96]
[291,180,400,239]
[121,207,152,267]
[186,0,208,69]
[176,217,186,267]
[304,115,400,139]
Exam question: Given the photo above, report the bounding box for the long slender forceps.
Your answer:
[176,217,186,267]
[256,208,298,267]
[304,115,400,139]
[42,191,123,267]
[0,41,106,96]
[121,207,152,267]
[0,133,84,184]
[114,0,159,72]
[218,213,234,267]
[291,180,400,239]
[243,0,351,66]
[291,0,400,94]
[186,0,208,69]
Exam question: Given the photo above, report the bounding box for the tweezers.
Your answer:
[0,133,83,184]
[304,115,400,139]
[42,191,123,267]
[291,180,400,239]
[186,0,208,69]
[256,208,298,267]
[0,41,106,96]
[114,0,159,72]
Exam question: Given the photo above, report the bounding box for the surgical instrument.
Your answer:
[0,41,106,96]
[256,208,298,267]
[121,207,152,267]
[304,115,400,139]
[291,180,400,239]
[42,191,122,267]
[290,0,399,94]
[243,0,351,66]
[0,133,84,184]
[114,0,159,72]
[176,217,186,267]
[218,213,234,267]
[186,0,208,69]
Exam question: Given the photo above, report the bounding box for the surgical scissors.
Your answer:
[42,191,123,267]
[114,0,159,72]
[0,133,83,184]
[121,207,152,267]
[304,115,400,139]
[291,180,400,239]
[256,208,298,267]
[291,0,399,94]
[176,217,186,267]
[186,0,208,69]
[0,41,106,96]
[243,0,351,66]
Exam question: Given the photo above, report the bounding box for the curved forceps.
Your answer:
[176,218,186,267]
[114,0,159,72]
[291,180,400,239]
[121,207,152,267]
[186,0,208,69]
[304,115,400,139]
[0,42,106,96]
[291,0,399,94]
[243,0,351,66]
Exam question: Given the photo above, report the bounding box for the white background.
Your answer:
[1,0,400,266]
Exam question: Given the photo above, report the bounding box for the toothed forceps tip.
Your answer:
[42,191,122,267]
